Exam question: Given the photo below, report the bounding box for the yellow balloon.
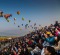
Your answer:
[20,28,22,30]
[22,17,24,21]
[7,19,10,22]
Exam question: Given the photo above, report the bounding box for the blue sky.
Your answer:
[0,0,60,36]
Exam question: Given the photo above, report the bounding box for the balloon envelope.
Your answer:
[17,11,20,15]
[20,28,22,30]
[29,20,31,23]
[4,14,12,19]
[18,25,20,27]
[22,17,24,21]
[14,22,16,24]
[7,19,10,22]
[0,11,3,17]
[22,24,23,26]
[25,24,28,29]
[14,18,16,20]
[34,23,36,26]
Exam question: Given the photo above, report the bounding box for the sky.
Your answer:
[0,0,60,36]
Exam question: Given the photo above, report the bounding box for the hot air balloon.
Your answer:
[25,24,28,29]
[18,25,20,27]
[26,24,28,26]
[4,14,12,19]
[22,17,24,21]
[14,18,16,21]
[28,26,29,28]
[22,24,23,26]
[29,20,31,23]
[0,11,3,17]
[7,19,10,22]
[20,28,22,30]
[14,22,16,24]
[32,27,33,29]
[34,23,36,26]
[17,11,20,15]
[14,18,16,24]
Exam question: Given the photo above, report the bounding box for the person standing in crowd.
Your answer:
[44,46,56,55]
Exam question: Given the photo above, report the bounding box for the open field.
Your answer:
[0,36,18,41]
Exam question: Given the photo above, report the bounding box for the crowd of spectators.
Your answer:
[0,21,60,55]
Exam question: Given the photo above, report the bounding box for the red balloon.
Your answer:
[4,14,12,19]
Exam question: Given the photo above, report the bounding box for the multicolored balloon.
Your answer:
[29,20,31,23]
[14,18,16,21]
[17,11,20,15]
[18,25,20,27]
[28,26,29,28]
[34,23,36,26]
[25,24,28,29]
[22,17,24,21]
[22,24,23,26]
[20,28,22,30]
[0,11,3,17]
[14,22,16,24]
[7,19,10,22]
[4,14,12,19]
[32,27,33,29]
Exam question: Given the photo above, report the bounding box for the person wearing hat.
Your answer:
[44,33,57,46]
